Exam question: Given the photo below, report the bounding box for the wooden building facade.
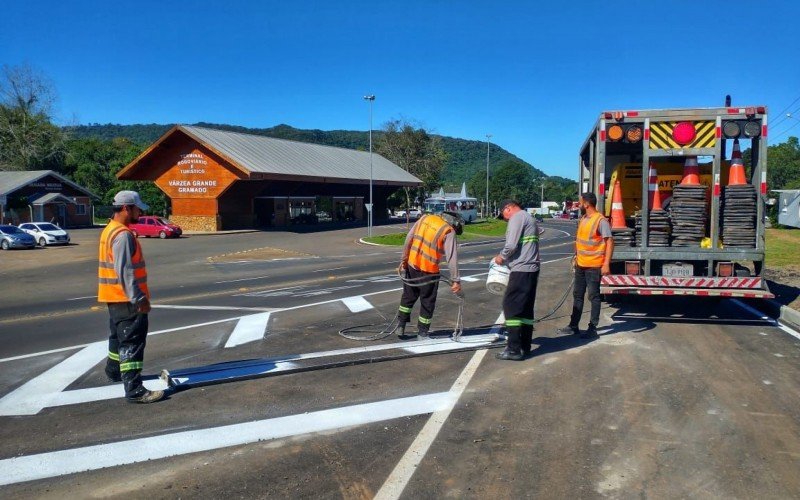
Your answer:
[117,126,421,231]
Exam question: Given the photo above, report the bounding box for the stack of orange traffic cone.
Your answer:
[647,165,670,246]
[610,180,635,247]
[721,139,756,247]
[728,139,747,186]
[681,156,701,185]
[611,180,626,229]
[670,156,708,246]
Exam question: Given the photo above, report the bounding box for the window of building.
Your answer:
[76,204,86,215]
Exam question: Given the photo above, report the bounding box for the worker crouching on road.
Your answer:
[495,199,543,360]
[557,192,614,339]
[395,211,464,339]
[98,190,165,404]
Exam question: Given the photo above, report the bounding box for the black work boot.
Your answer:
[417,327,430,340]
[127,389,166,404]
[557,325,580,336]
[496,328,523,360]
[579,325,599,339]
[393,322,408,338]
[104,366,122,383]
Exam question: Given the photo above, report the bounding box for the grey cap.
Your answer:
[112,190,149,211]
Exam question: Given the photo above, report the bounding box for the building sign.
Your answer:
[156,149,239,199]
[29,181,63,191]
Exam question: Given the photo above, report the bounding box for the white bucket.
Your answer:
[486,261,510,295]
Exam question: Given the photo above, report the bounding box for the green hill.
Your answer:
[63,122,576,201]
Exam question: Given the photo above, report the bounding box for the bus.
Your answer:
[423,184,478,222]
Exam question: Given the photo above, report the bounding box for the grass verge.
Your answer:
[363,218,507,246]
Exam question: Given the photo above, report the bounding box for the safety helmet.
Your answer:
[440,211,464,235]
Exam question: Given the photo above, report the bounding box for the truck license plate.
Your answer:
[663,263,693,277]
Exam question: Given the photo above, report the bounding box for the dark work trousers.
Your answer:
[397,266,440,333]
[106,302,149,398]
[569,266,602,330]
[502,271,539,354]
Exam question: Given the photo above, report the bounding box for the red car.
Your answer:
[129,216,183,239]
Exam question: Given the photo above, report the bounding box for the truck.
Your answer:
[579,104,773,299]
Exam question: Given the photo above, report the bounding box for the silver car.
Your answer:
[0,225,37,250]
[19,222,71,247]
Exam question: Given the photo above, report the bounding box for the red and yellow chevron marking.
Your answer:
[649,121,716,149]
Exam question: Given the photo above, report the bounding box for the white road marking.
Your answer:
[213,275,270,284]
[375,349,488,499]
[313,266,347,272]
[154,305,274,311]
[66,295,97,301]
[224,312,272,348]
[731,299,800,341]
[0,344,90,364]
[0,392,455,487]
[460,276,480,282]
[0,343,107,416]
[341,296,374,313]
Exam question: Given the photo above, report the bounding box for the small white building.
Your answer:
[776,189,800,229]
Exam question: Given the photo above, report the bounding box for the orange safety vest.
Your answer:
[98,220,150,303]
[575,212,607,268]
[407,214,453,274]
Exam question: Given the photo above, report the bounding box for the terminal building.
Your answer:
[0,170,96,227]
[117,125,422,231]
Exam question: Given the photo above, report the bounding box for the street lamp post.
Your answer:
[364,95,375,237]
[485,134,492,219]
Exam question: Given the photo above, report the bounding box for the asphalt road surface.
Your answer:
[1,220,799,499]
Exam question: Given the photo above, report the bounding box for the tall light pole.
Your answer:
[485,134,492,219]
[364,95,375,237]
[540,180,545,212]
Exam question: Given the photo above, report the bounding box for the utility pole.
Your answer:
[485,134,492,219]
[364,95,375,237]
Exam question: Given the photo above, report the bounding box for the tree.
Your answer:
[766,136,800,190]
[0,64,66,171]
[490,160,536,206]
[376,119,447,214]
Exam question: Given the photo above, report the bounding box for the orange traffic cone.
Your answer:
[611,180,627,229]
[728,139,747,186]
[681,156,700,185]
[647,162,661,210]
[652,181,663,210]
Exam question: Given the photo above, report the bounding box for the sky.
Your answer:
[2,0,799,180]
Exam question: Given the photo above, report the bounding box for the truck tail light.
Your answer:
[717,262,734,277]
[743,121,761,138]
[608,125,624,142]
[625,261,641,275]
[672,122,696,145]
[626,126,643,143]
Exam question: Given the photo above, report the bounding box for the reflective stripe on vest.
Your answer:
[407,215,452,273]
[98,220,150,303]
[575,212,607,268]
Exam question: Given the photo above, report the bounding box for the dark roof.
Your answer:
[0,170,98,198]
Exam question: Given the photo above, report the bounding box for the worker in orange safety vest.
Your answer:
[557,192,614,339]
[98,190,164,404]
[395,211,463,339]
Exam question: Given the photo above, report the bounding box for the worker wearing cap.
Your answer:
[557,192,614,339]
[395,211,463,339]
[98,190,164,404]
[495,199,543,360]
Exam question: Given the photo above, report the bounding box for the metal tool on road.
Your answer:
[160,335,501,390]
[339,259,576,344]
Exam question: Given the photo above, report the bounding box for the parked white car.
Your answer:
[18,222,71,247]
[395,209,422,218]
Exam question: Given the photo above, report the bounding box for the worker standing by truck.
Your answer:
[558,192,614,339]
